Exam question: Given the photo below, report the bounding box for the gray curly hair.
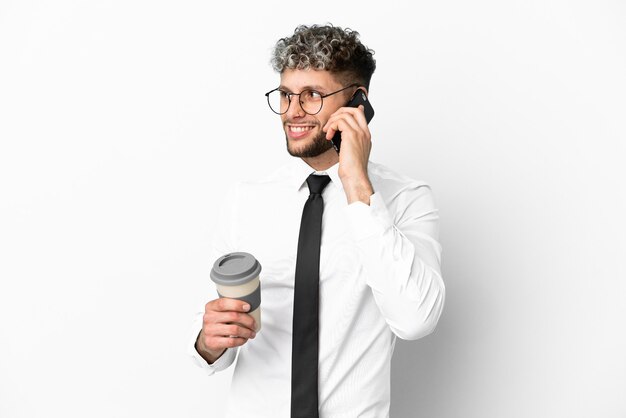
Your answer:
[271,24,376,90]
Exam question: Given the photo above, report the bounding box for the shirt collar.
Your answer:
[286,157,343,193]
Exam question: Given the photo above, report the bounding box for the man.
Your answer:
[189,24,445,417]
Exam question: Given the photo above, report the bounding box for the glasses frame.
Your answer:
[264,83,360,115]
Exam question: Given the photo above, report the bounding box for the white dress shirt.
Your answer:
[188,157,445,418]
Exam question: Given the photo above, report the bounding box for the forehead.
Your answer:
[279,69,342,92]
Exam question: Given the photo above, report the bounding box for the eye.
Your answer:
[305,90,322,100]
[279,90,289,99]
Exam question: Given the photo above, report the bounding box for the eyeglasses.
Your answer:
[264,83,359,115]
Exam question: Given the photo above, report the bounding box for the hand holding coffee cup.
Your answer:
[196,297,257,364]
[195,253,262,364]
[210,252,262,333]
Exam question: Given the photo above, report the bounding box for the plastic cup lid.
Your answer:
[210,252,262,286]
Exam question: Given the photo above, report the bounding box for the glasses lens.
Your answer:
[300,90,322,115]
[266,89,323,115]
[267,90,288,114]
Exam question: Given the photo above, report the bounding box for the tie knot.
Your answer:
[306,174,331,195]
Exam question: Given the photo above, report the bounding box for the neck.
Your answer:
[301,148,339,171]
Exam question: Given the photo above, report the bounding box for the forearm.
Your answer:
[343,175,374,205]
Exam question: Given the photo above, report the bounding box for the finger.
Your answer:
[211,336,250,349]
[324,114,362,140]
[324,107,366,133]
[343,105,369,131]
[208,311,257,331]
[213,323,257,340]
[324,118,347,140]
[207,297,251,313]
[326,106,368,132]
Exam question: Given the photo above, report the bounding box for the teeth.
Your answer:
[290,126,314,132]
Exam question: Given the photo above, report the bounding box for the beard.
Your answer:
[285,128,334,158]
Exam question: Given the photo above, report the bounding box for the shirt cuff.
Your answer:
[344,192,393,241]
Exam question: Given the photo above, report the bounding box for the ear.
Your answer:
[350,86,368,101]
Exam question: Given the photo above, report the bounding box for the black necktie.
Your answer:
[291,174,331,418]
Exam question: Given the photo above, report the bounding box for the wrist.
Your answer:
[343,177,374,205]
[195,332,226,364]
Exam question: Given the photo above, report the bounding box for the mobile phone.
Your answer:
[331,89,375,153]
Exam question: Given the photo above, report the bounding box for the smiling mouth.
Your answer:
[288,125,316,133]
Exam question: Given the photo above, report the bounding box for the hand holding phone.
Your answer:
[331,89,375,153]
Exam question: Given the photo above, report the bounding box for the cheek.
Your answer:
[316,113,330,129]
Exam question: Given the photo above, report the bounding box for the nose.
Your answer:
[285,94,306,119]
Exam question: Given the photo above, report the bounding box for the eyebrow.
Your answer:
[278,84,328,93]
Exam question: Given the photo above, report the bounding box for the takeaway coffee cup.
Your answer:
[210,252,262,332]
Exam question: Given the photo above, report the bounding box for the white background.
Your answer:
[1,1,625,417]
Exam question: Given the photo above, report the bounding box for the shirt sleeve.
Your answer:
[187,182,241,374]
[344,183,445,340]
